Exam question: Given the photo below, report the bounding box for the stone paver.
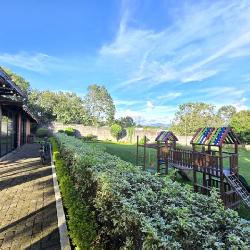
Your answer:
[0,144,60,250]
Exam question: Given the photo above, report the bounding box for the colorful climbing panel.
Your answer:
[190,127,241,146]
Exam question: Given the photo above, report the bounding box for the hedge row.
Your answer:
[50,138,97,249]
[54,133,250,249]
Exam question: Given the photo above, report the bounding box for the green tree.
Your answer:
[217,105,236,125]
[170,102,223,135]
[2,67,30,95]
[230,110,250,132]
[29,90,88,125]
[53,92,88,124]
[118,116,135,127]
[28,90,57,124]
[84,84,115,126]
[110,123,122,141]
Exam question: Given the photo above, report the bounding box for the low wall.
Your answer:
[50,122,193,146]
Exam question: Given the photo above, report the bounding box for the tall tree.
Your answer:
[118,116,135,128]
[2,67,30,95]
[217,105,236,125]
[84,84,115,126]
[230,110,250,133]
[170,102,223,135]
[29,90,88,125]
[28,90,57,124]
[53,92,88,124]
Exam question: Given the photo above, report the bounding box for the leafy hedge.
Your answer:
[50,138,97,249]
[36,127,51,138]
[54,133,250,249]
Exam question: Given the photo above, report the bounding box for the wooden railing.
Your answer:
[229,154,238,174]
[166,149,221,176]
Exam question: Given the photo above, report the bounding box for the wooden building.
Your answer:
[0,68,37,157]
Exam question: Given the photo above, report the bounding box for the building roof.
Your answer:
[0,67,25,97]
[155,131,178,142]
[0,90,37,123]
[190,127,241,146]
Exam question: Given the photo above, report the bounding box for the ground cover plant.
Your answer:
[54,133,250,249]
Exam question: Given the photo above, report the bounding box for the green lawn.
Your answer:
[99,141,250,182]
[97,141,250,219]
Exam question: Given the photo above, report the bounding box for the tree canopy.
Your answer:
[217,105,236,125]
[28,91,88,124]
[230,110,250,133]
[2,67,30,95]
[84,84,115,126]
[3,69,115,126]
[117,116,135,128]
[170,102,224,135]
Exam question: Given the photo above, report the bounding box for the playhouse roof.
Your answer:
[155,131,178,142]
[190,127,241,146]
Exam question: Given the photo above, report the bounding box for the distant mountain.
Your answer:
[136,120,170,129]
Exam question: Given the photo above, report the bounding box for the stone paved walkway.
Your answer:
[0,144,61,250]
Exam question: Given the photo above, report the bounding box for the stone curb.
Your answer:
[51,163,71,250]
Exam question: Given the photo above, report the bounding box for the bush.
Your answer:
[55,133,250,249]
[35,127,50,138]
[50,137,97,249]
[82,134,97,142]
[237,130,250,144]
[57,129,65,133]
[110,123,122,141]
[64,127,75,136]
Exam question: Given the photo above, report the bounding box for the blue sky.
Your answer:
[0,0,250,125]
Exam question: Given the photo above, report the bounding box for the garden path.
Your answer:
[0,144,60,250]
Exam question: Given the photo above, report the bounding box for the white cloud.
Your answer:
[157,92,182,100]
[99,0,250,88]
[114,99,142,106]
[0,52,60,73]
[199,87,245,98]
[233,97,248,111]
[146,101,154,109]
[181,70,218,83]
[116,105,177,125]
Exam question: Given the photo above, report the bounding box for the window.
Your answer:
[0,109,18,157]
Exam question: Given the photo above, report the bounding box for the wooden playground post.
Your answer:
[219,146,225,202]
[192,144,198,192]
[157,141,160,173]
[234,142,239,177]
[165,141,168,175]
[143,136,146,171]
[207,145,212,189]
[136,136,139,166]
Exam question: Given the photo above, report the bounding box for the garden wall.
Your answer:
[50,122,193,145]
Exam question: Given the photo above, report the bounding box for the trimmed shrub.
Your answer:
[54,133,250,249]
[35,127,50,138]
[50,137,98,249]
[110,123,122,141]
[57,129,65,133]
[82,134,97,142]
[64,127,75,136]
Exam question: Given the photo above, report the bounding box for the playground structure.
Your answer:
[136,131,178,174]
[136,127,250,209]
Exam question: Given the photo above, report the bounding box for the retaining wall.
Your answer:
[50,122,193,146]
